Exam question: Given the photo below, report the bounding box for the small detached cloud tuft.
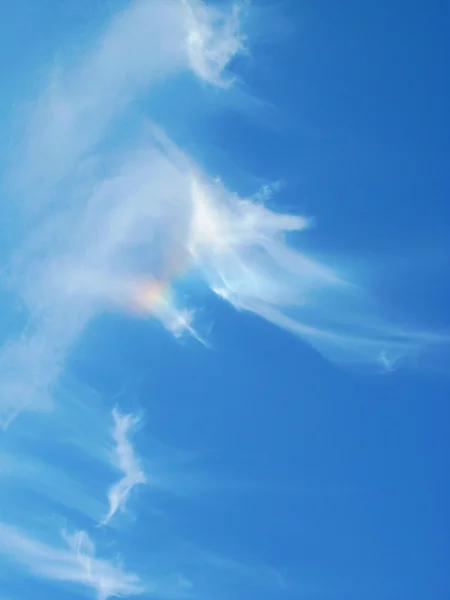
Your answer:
[183,0,246,87]
[102,409,147,526]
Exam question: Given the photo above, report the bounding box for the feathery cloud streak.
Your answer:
[2,0,447,435]
[1,0,448,598]
[102,409,147,525]
[18,0,243,196]
[1,0,244,426]
[40,133,444,371]
[0,524,143,599]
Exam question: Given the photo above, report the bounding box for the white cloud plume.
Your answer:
[0,524,143,599]
[3,0,443,434]
[28,129,442,373]
[1,1,448,597]
[0,522,269,600]
[102,409,147,525]
[183,0,245,87]
[4,121,448,428]
[16,0,244,197]
[1,0,244,426]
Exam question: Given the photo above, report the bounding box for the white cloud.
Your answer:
[0,524,144,599]
[102,409,147,525]
[79,135,445,371]
[16,0,244,198]
[1,0,244,426]
[1,0,448,597]
[1,0,447,438]
[5,129,447,428]
[183,0,245,87]
[0,452,105,523]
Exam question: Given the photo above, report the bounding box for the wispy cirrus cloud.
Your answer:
[183,0,245,87]
[102,409,147,525]
[1,0,245,427]
[0,386,121,524]
[16,0,243,198]
[0,524,143,600]
[1,0,449,597]
[41,128,444,372]
[0,452,106,524]
[2,0,446,436]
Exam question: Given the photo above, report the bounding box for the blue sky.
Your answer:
[1,1,450,599]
